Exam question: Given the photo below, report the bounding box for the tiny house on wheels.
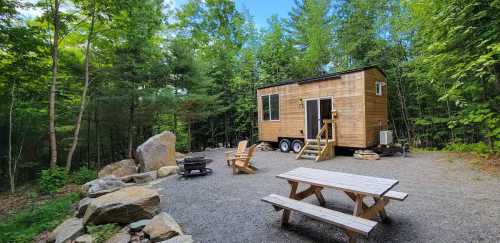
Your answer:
[256,66,388,161]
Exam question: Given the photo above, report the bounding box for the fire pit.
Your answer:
[177,156,213,177]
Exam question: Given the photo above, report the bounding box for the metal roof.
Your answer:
[257,65,386,90]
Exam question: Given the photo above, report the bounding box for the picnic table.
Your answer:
[262,167,408,242]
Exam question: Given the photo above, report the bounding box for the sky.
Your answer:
[19,0,295,29]
[173,0,294,28]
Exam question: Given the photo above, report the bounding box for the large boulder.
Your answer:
[76,197,95,218]
[136,131,176,172]
[98,159,138,178]
[157,166,178,178]
[143,213,182,242]
[160,235,193,243]
[131,171,158,183]
[83,186,160,225]
[104,232,130,243]
[75,234,93,243]
[48,217,84,243]
[82,175,126,198]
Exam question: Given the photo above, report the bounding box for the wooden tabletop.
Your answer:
[277,167,398,197]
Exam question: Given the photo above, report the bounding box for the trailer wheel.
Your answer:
[291,140,304,153]
[279,139,291,153]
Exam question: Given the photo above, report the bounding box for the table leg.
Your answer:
[313,186,326,206]
[282,181,298,225]
[353,194,364,216]
[374,197,391,223]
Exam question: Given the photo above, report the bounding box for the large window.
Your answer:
[262,94,279,121]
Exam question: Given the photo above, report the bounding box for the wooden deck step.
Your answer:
[305,145,322,150]
[261,194,378,236]
[303,150,319,154]
[301,155,317,160]
[383,191,408,201]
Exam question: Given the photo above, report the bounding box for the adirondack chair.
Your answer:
[224,140,248,166]
[233,144,258,174]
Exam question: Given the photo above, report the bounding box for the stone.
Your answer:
[83,175,126,198]
[256,142,274,151]
[76,197,95,218]
[136,131,176,172]
[98,159,138,178]
[157,166,178,178]
[354,150,380,160]
[75,234,93,243]
[120,174,135,183]
[83,186,160,225]
[129,219,151,232]
[143,213,182,242]
[47,217,84,243]
[105,232,131,243]
[175,152,186,160]
[159,235,193,243]
[132,171,158,183]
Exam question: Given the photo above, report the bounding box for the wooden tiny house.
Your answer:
[256,66,388,161]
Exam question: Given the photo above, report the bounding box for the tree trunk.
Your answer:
[128,100,135,159]
[66,2,96,171]
[187,121,192,153]
[49,0,61,168]
[8,83,15,193]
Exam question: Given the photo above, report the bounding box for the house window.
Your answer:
[376,81,383,96]
[262,94,279,121]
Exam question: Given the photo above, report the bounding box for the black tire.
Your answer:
[279,139,291,153]
[291,139,304,153]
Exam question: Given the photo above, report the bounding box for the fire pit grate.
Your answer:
[176,156,213,177]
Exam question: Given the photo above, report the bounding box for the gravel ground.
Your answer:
[155,150,500,242]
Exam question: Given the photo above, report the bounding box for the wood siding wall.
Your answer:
[257,71,367,148]
[364,69,388,147]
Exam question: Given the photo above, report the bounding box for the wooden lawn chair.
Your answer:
[224,140,248,166]
[233,144,258,174]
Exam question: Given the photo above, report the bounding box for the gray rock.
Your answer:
[83,175,126,198]
[98,159,138,178]
[143,213,182,242]
[47,217,84,243]
[136,131,176,172]
[105,232,131,243]
[157,166,178,178]
[76,197,95,218]
[83,186,160,225]
[75,234,93,243]
[132,171,158,183]
[159,235,193,243]
[129,219,151,232]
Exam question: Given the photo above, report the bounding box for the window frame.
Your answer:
[375,81,383,96]
[261,93,280,121]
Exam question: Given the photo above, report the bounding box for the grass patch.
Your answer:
[0,193,80,243]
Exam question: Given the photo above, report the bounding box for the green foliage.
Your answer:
[70,167,97,185]
[87,223,120,243]
[0,193,80,243]
[445,142,493,156]
[39,167,69,195]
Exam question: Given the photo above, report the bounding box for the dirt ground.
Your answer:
[155,150,500,242]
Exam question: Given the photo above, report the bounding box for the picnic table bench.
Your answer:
[262,167,408,242]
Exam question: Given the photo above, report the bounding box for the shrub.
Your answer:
[0,193,80,243]
[445,142,492,156]
[87,224,120,243]
[39,167,69,195]
[71,167,97,185]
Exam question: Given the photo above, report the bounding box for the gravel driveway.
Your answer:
[155,150,500,242]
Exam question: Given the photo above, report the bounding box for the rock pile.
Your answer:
[256,142,274,151]
[47,185,191,243]
[353,150,380,160]
[46,131,192,243]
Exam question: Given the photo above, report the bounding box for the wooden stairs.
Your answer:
[296,119,336,162]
